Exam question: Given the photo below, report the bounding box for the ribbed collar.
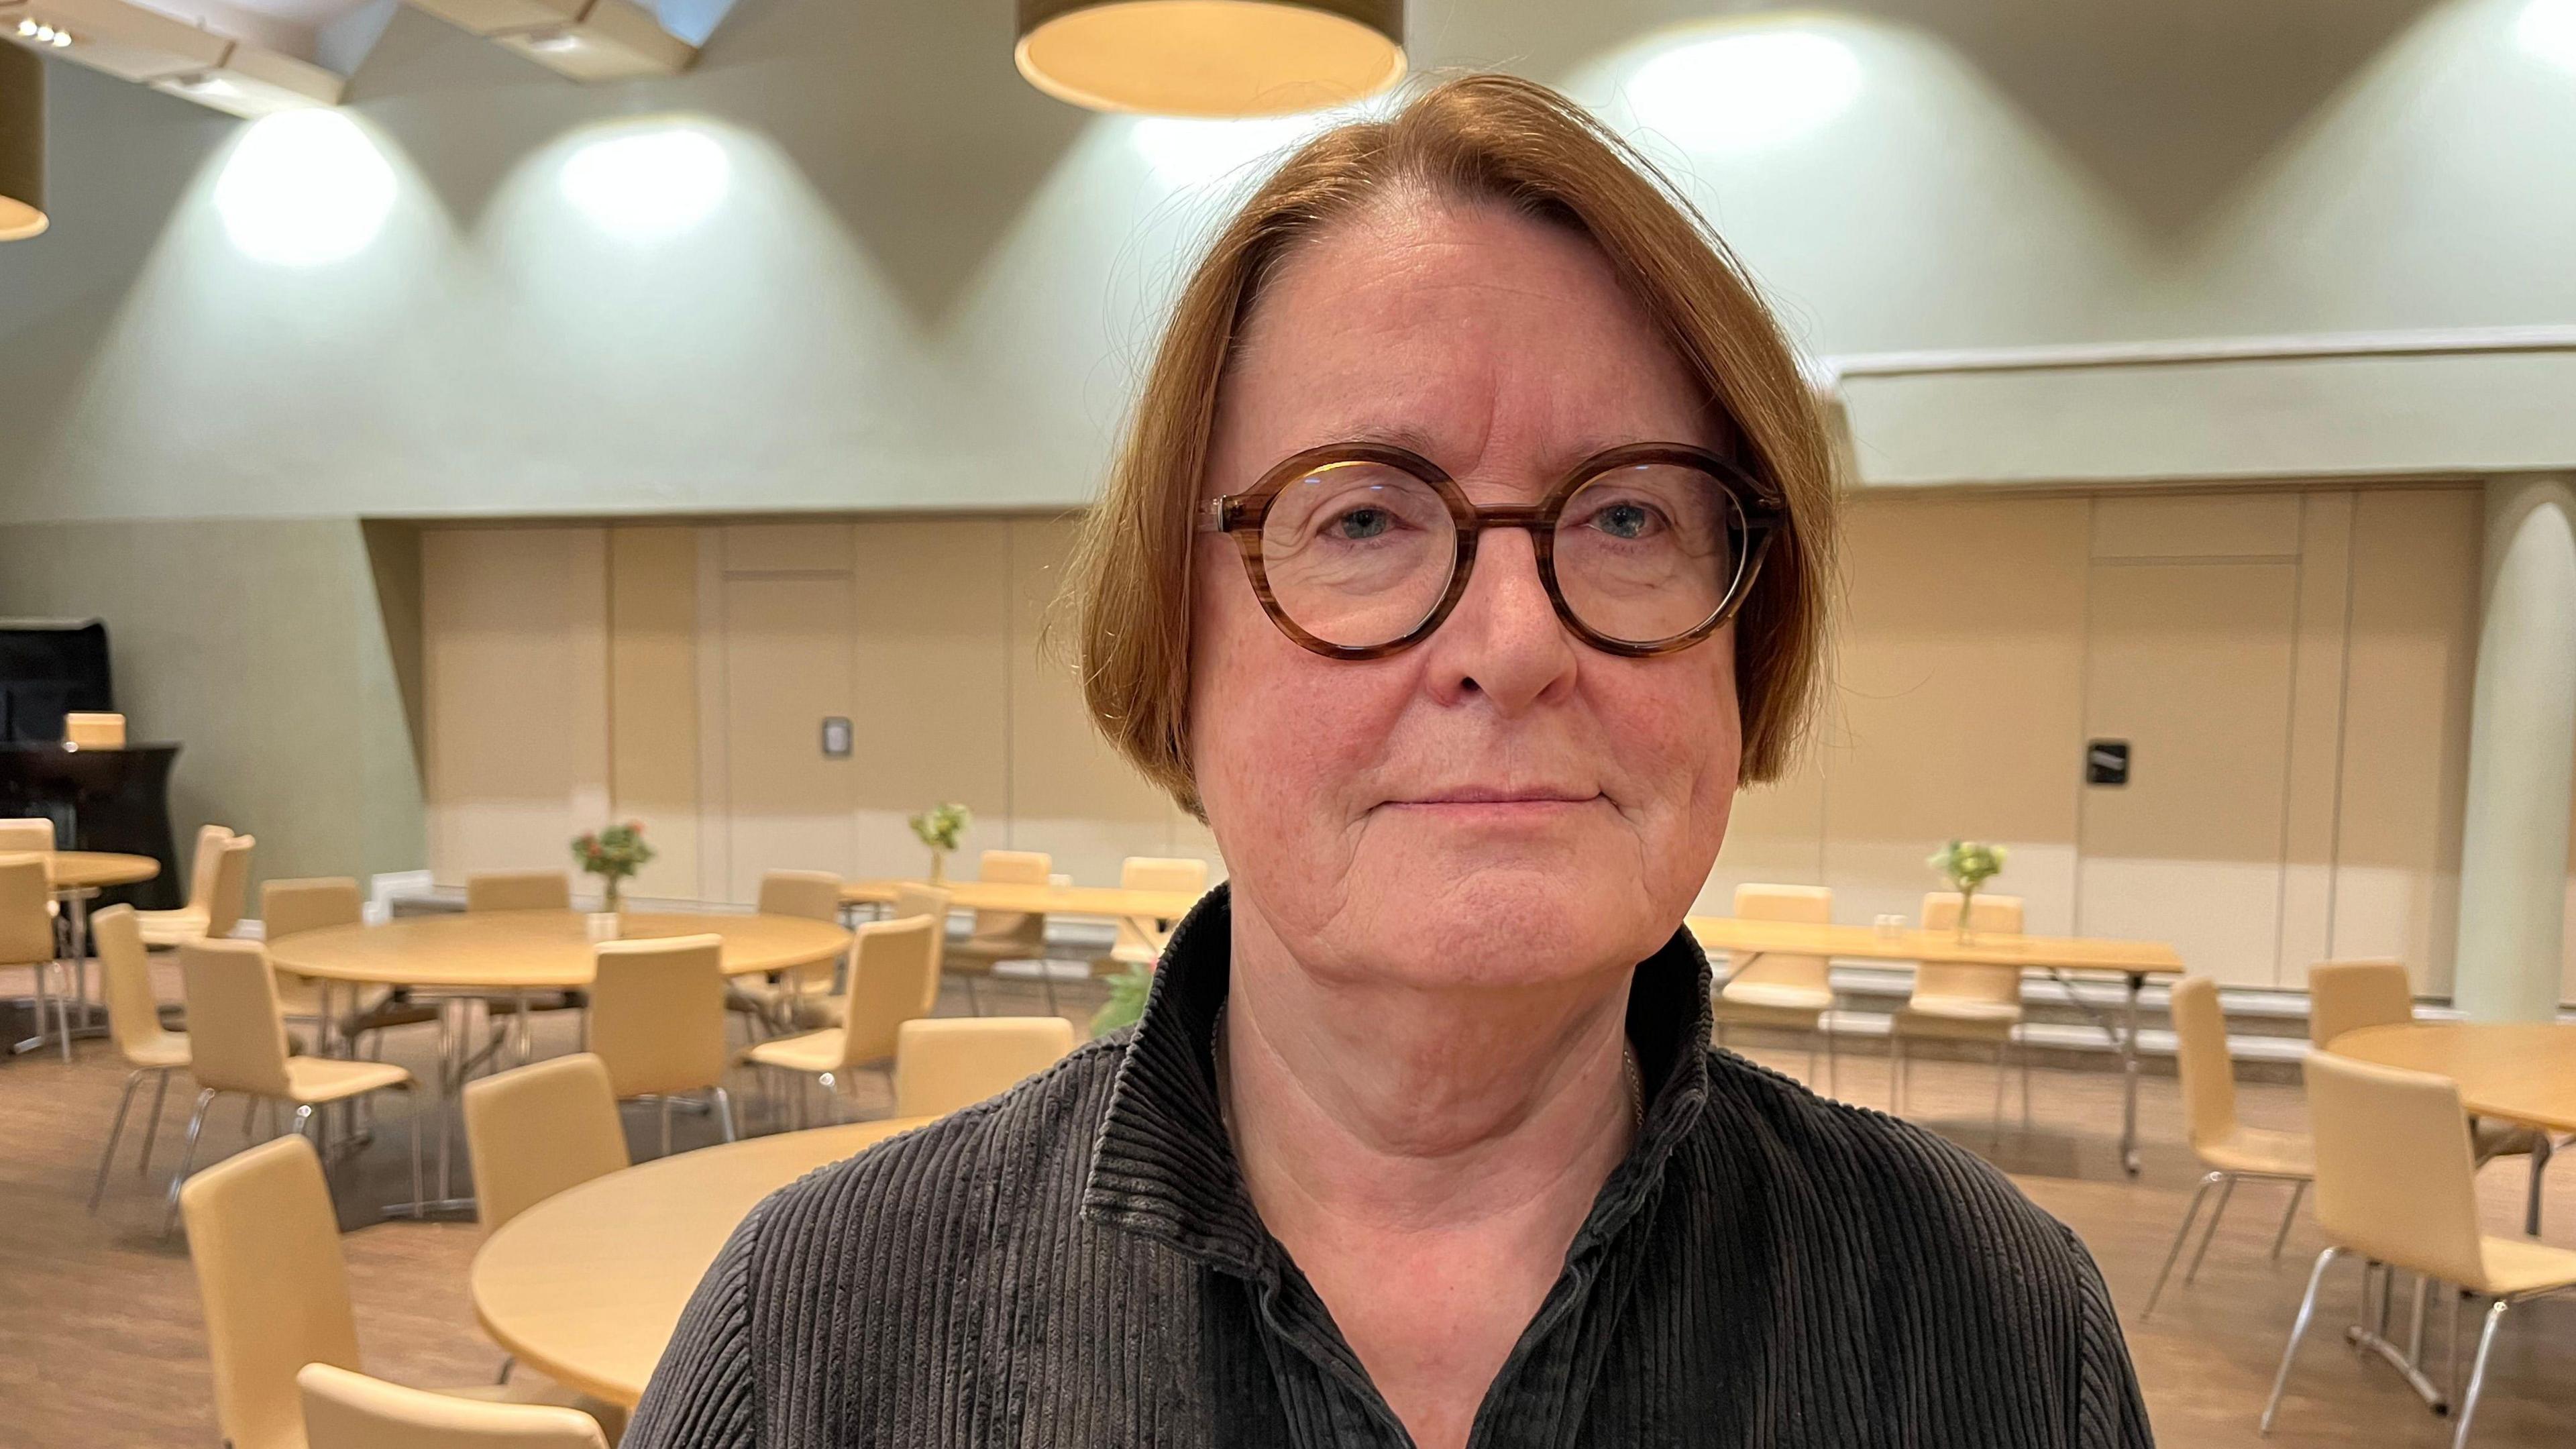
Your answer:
[1079,883,1715,1281]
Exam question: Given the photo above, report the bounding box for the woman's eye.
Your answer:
[1330,506,1394,540]
[1593,502,1659,540]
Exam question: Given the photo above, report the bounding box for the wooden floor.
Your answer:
[3,970,2572,1447]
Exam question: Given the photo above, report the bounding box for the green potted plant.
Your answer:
[1926,839,2006,941]
[908,802,971,883]
[572,820,654,916]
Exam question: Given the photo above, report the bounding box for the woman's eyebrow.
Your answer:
[1302,424,1665,477]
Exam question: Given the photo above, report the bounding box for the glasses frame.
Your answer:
[1198,440,1788,661]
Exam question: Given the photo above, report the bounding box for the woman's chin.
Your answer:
[1326,861,1665,989]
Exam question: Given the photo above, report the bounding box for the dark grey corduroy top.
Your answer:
[627,885,2153,1448]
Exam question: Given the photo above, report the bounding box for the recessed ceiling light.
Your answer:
[525,28,586,53]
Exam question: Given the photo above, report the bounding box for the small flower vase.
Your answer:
[927,849,947,885]
[585,910,621,943]
[1953,887,1976,944]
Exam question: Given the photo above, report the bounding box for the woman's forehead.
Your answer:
[1216,201,1720,484]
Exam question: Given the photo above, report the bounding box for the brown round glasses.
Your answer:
[1197,441,1787,660]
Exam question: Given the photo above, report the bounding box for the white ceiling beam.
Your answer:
[404,0,693,80]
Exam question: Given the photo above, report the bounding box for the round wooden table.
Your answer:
[7,851,160,1055]
[2331,1022,2576,1134]
[472,1118,930,1406]
[38,849,161,891]
[266,909,851,991]
[270,910,853,1213]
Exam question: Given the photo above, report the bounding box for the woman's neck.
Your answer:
[1217,900,1640,1238]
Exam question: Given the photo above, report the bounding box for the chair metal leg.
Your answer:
[2186,1173,2239,1285]
[88,1069,146,1212]
[407,1087,425,1218]
[1990,1038,2008,1145]
[659,1097,674,1158]
[2451,1297,2514,1449]
[2524,1134,2552,1238]
[2145,1171,2222,1319]
[711,1087,737,1143]
[138,1068,172,1178]
[2019,1034,2033,1129]
[963,973,981,1016]
[1040,963,1059,1018]
[2271,1179,2306,1260]
[2260,1246,2343,1436]
[161,1088,218,1237]
[1823,1018,1839,1097]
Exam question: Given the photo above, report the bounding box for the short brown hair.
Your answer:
[1067,73,1837,816]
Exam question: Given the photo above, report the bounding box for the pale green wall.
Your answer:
[0,519,427,888]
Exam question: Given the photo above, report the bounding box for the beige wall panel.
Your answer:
[422,527,610,888]
[2090,493,2303,559]
[608,526,701,902]
[1006,516,1174,885]
[2333,489,2480,993]
[721,572,857,902]
[2079,559,2298,983]
[1821,495,2090,934]
[2277,493,2355,978]
[847,519,1014,881]
[724,523,853,575]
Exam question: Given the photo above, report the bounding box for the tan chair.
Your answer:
[780,883,952,1030]
[300,1364,609,1449]
[464,1053,629,1236]
[1089,857,1209,975]
[162,937,421,1235]
[468,871,574,912]
[464,871,588,1024]
[180,1136,619,1449]
[894,882,951,1014]
[727,870,846,1031]
[1,853,66,1061]
[2308,960,2551,1235]
[0,816,53,852]
[1710,883,1839,1093]
[63,711,125,748]
[264,877,437,1051]
[1889,892,2029,1138]
[590,934,735,1153]
[87,904,194,1210]
[893,1016,1077,1118]
[140,829,253,948]
[943,849,1051,1014]
[2143,976,2314,1316]
[2261,1051,2576,1446]
[744,914,941,1127]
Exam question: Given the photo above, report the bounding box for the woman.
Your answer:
[631,75,2149,1449]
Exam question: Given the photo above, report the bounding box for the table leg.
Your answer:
[384,994,477,1221]
[2123,971,2143,1176]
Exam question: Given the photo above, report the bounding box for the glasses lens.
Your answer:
[1257,460,1458,651]
[1552,463,1746,645]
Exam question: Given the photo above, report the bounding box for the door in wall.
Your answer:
[719,527,857,904]
[2076,502,2300,986]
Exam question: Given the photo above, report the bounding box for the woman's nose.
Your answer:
[1422,527,1579,712]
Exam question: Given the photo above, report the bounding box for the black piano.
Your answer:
[0,620,182,910]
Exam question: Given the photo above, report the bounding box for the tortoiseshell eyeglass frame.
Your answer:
[1195,440,1788,661]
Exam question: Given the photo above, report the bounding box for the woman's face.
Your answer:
[1190,197,1744,991]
